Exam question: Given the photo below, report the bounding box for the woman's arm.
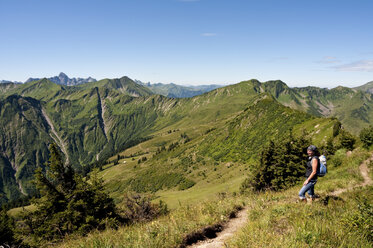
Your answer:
[303,158,318,185]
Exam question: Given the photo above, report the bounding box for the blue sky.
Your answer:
[0,0,372,88]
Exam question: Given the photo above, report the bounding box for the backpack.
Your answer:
[318,155,327,177]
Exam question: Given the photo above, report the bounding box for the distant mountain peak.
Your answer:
[58,72,68,77]
[25,73,97,86]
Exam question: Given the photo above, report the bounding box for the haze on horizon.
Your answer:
[0,0,372,88]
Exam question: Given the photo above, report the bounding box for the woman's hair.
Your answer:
[314,149,321,157]
[307,145,320,157]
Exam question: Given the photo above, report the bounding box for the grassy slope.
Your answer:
[210,79,373,134]
[228,148,372,248]
[99,94,339,208]
[272,82,373,134]
[59,196,244,248]
[59,148,372,248]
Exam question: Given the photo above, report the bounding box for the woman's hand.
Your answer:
[303,180,309,186]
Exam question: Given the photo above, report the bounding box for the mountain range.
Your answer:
[0,76,373,204]
[136,80,222,98]
[1,73,221,98]
[24,72,97,86]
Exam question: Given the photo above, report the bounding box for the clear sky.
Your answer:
[1,0,372,88]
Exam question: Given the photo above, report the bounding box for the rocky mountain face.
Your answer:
[24,72,97,86]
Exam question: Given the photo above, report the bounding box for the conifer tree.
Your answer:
[242,133,309,191]
[24,143,120,244]
[325,137,336,155]
[333,121,342,137]
[252,141,275,190]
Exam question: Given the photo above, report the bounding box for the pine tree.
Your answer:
[333,121,342,137]
[325,137,336,155]
[24,143,120,244]
[252,140,276,190]
[242,134,309,191]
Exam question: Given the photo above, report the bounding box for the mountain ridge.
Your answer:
[0,76,373,204]
[25,72,97,86]
[136,80,222,98]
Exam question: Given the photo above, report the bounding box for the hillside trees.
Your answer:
[241,133,310,192]
[22,143,120,244]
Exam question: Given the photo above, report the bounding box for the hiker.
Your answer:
[299,145,320,202]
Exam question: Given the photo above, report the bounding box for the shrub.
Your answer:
[168,142,179,151]
[121,193,168,222]
[339,130,356,151]
[359,125,373,149]
[178,179,196,190]
[330,156,343,167]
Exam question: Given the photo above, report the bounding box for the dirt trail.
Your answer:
[188,208,248,248]
[188,154,373,248]
[331,154,373,196]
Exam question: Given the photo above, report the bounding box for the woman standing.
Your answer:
[299,145,320,202]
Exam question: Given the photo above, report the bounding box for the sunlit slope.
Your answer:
[251,80,373,134]
[99,94,338,207]
[0,79,262,203]
[0,77,368,204]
